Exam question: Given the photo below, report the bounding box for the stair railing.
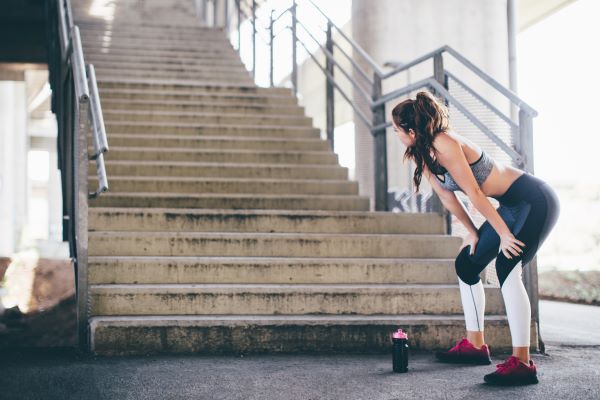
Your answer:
[198,0,543,351]
[47,0,109,350]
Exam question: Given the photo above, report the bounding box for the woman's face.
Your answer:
[392,121,416,148]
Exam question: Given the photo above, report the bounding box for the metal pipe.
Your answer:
[86,64,109,156]
[372,73,388,211]
[269,10,275,87]
[325,21,334,146]
[252,0,256,79]
[71,27,90,103]
[291,0,298,96]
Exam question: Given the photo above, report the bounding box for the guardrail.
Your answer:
[47,0,109,350]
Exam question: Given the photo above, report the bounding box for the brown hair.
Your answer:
[391,91,451,193]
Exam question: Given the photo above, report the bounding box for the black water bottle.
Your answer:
[392,328,409,373]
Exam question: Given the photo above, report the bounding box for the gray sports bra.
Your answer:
[433,149,494,192]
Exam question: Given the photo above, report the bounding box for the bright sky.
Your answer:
[518,0,600,186]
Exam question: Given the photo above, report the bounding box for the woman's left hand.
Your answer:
[499,231,526,259]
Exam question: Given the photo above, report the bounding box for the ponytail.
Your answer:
[391,91,450,193]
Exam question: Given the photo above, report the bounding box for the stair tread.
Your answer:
[90,314,507,323]
[88,255,452,262]
[90,283,492,290]
[89,231,449,238]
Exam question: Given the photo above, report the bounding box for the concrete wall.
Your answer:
[0,81,28,255]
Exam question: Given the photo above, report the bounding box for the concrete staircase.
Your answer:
[74,2,518,356]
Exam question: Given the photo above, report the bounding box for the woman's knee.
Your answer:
[455,245,485,285]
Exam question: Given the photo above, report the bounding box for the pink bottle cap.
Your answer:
[392,328,408,339]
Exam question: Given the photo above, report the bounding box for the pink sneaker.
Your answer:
[483,355,539,385]
[435,337,492,365]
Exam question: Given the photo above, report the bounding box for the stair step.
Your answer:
[89,283,505,316]
[100,99,305,115]
[95,70,254,84]
[87,231,460,257]
[104,134,331,151]
[99,147,338,164]
[87,256,456,284]
[89,60,249,75]
[97,78,292,96]
[87,53,247,67]
[88,208,445,234]
[101,110,313,127]
[89,193,370,210]
[98,88,297,104]
[93,161,347,179]
[100,124,319,138]
[90,176,359,195]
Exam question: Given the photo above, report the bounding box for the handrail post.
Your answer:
[269,10,275,87]
[236,0,241,49]
[325,21,335,146]
[252,0,256,79]
[432,52,451,233]
[224,0,229,31]
[212,0,218,27]
[518,109,542,351]
[291,0,298,96]
[372,73,388,211]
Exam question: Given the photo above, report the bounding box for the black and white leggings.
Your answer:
[454,172,560,347]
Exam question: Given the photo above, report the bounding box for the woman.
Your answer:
[391,91,560,386]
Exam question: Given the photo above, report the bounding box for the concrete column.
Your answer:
[352,0,510,208]
[0,81,28,255]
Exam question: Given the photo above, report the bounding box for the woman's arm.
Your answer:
[423,164,478,234]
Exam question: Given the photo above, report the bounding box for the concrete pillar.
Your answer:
[352,0,510,209]
[0,81,28,255]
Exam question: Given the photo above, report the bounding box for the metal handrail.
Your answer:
[48,0,110,351]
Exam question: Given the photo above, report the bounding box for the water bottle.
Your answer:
[392,328,409,373]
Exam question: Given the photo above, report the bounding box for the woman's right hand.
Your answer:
[461,231,479,256]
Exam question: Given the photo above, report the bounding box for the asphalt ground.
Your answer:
[0,300,598,400]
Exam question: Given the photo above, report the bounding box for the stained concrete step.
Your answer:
[90,176,359,195]
[88,208,445,234]
[100,98,303,113]
[98,88,297,105]
[89,314,514,355]
[83,42,239,54]
[101,147,338,164]
[83,47,241,61]
[87,231,460,257]
[96,79,293,96]
[94,69,254,84]
[88,60,249,75]
[87,256,455,284]
[100,99,304,115]
[93,161,347,179]
[89,283,504,316]
[86,53,247,68]
[77,22,227,35]
[88,192,370,210]
[102,110,313,127]
[81,33,234,44]
[99,124,319,138]
[104,134,331,151]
